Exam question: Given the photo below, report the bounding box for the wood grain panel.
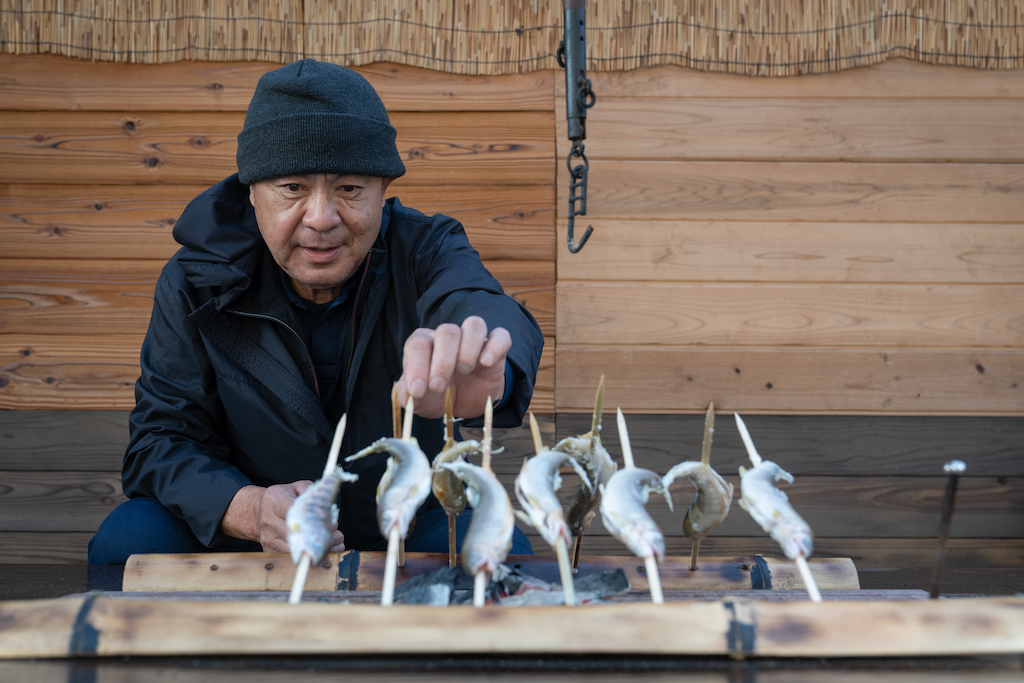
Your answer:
[521,474,1023,539]
[0,335,555,412]
[0,411,128,472]
[0,55,555,112]
[0,532,97,564]
[557,160,1024,223]
[574,59,1024,100]
[562,536,1024,569]
[0,471,126,532]
[0,111,553,186]
[554,346,1024,414]
[0,258,553,336]
[555,220,1024,284]
[557,98,1024,162]
[557,282,1024,348]
[0,184,554,261]
[554,414,1024,477]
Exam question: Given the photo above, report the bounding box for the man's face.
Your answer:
[249,174,392,304]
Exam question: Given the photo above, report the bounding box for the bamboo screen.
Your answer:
[1,1,1021,75]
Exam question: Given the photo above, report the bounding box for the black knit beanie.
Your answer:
[236,59,406,184]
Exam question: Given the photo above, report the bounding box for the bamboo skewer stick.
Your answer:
[472,397,496,608]
[796,556,823,603]
[573,375,605,571]
[289,414,347,605]
[444,388,458,569]
[381,526,401,607]
[391,383,401,439]
[616,408,662,604]
[396,395,415,569]
[690,401,715,571]
[528,412,576,606]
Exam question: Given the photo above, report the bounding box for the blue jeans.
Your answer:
[88,497,532,564]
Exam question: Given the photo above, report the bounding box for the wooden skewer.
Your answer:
[691,401,715,571]
[288,414,347,605]
[472,396,496,608]
[381,525,401,606]
[795,556,823,603]
[555,536,577,606]
[589,374,605,450]
[528,411,544,454]
[391,383,401,439]
[645,555,664,604]
[473,570,488,607]
[572,534,583,572]
[482,397,493,472]
[395,396,415,569]
[616,408,635,469]
[444,387,458,569]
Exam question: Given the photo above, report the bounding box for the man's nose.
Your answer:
[303,191,341,231]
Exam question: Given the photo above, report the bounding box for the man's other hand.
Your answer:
[221,482,345,553]
[396,315,509,419]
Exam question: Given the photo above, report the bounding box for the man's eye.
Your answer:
[285,184,302,192]
[341,185,356,193]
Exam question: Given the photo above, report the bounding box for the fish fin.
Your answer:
[566,456,593,492]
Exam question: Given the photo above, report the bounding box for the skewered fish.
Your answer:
[599,467,673,562]
[662,461,733,542]
[286,467,359,564]
[432,439,482,518]
[440,459,515,579]
[346,436,431,540]
[553,434,616,539]
[513,448,590,548]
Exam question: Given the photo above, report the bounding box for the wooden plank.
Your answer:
[568,537,1024,570]
[512,474,1023,540]
[0,258,553,337]
[557,98,1024,162]
[557,282,1024,348]
[576,58,1024,100]
[1,594,1022,658]
[555,346,1024,415]
[557,160,1024,223]
[0,55,556,112]
[120,551,857,593]
[0,111,553,186]
[5,410,1021,477]
[0,471,125,532]
[0,533,96,564]
[554,414,1024,477]
[555,220,1024,285]
[0,334,554,412]
[0,183,555,261]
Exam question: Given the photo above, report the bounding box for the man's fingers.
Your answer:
[456,317,489,375]
[428,323,462,393]
[401,328,436,399]
[479,326,511,369]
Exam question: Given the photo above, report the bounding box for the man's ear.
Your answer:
[248,183,256,206]
[381,177,394,206]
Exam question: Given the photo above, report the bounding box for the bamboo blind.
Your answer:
[1,1,1021,75]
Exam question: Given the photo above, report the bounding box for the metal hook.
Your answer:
[567,216,593,253]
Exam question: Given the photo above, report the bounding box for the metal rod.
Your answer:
[929,459,966,599]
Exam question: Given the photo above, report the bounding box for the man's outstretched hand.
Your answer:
[221,482,345,553]
[396,315,509,419]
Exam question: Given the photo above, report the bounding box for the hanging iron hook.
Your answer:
[562,0,595,253]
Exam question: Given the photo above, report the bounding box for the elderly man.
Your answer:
[88,59,542,563]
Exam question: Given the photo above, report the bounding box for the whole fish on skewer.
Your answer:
[552,376,616,569]
[513,414,590,605]
[599,409,672,603]
[661,402,733,570]
[432,389,476,567]
[287,415,357,604]
[439,458,514,596]
[734,413,821,602]
[346,436,432,543]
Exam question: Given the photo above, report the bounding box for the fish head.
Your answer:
[378,497,418,540]
[779,525,814,560]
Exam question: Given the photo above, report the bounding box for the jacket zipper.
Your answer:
[225,309,320,399]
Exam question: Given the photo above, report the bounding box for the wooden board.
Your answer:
[558,98,1024,162]
[1,594,1022,659]
[0,55,556,112]
[557,161,1024,223]
[0,183,555,261]
[555,220,1024,284]
[554,346,1024,415]
[0,111,553,187]
[557,282,1024,348]
[119,552,859,593]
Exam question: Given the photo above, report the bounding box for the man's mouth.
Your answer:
[301,246,340,263]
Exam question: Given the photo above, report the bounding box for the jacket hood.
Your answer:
[172,174,264,290]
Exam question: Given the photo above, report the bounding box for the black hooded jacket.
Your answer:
[122,175,543,550]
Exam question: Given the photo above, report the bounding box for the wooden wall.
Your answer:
[1,55,1022,569]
